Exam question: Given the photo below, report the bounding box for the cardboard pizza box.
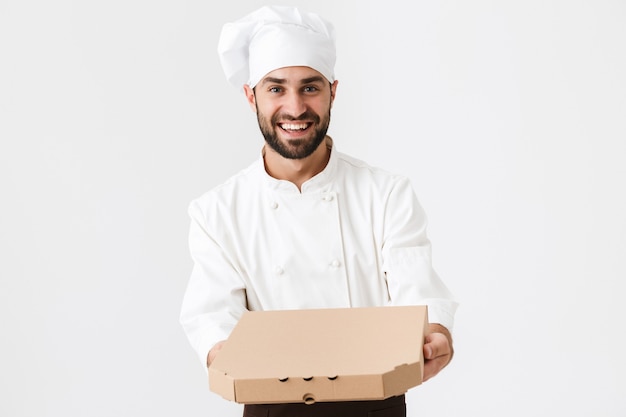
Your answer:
[208,305,428,404]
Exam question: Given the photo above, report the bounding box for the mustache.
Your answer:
[271,111,320,123]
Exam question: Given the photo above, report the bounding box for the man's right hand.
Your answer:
[207,340,227,367]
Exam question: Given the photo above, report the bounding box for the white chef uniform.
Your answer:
[180,138,458,366]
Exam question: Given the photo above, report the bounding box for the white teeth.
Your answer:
[280,123,308,131]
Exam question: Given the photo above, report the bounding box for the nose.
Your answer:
[282,91,307,118]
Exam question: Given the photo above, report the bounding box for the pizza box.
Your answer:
[208,305,428,404]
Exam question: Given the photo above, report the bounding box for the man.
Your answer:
[180,5,458,417]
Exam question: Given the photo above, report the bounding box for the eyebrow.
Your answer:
[300,76,326,84]
[259,75,326,86]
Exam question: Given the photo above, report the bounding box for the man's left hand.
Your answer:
[422,323,454,382]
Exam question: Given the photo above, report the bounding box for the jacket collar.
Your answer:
[259,136,337,193]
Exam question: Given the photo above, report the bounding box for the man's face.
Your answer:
[244,66,338,160]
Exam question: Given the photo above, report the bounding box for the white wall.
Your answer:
[1,0,624,416]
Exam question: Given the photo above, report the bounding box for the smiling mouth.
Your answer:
[279,122,311,132]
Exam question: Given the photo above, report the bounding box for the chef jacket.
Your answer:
[180,139,458,366]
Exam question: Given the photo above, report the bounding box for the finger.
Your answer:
[423,332,449,360]
[207,340,227,367]
[423,355,449,382]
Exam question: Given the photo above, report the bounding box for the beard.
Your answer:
[256,106,331,160]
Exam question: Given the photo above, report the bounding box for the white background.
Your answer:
[1,0,625,416]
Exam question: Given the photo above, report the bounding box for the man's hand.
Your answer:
[422,323,454,382]
[207,340,227,368]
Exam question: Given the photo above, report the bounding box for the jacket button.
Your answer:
[270,202,279,209]
[274,266,285,275]
[330,259,341,268]
[322,194,334,202]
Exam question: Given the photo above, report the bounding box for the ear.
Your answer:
[243,84,257,112]
[330,80,339,106]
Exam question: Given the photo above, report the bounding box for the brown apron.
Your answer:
[242,394,406,417]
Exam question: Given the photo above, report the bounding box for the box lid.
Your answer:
[209,305,428,404]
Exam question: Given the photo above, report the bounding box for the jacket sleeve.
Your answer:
[381,176,459,331]
[179,198,248,367]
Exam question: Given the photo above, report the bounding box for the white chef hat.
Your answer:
[217,5,336,89]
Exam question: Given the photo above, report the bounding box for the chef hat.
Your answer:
[217,5,336,89]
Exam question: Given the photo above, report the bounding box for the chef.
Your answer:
[180,5,458,417]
